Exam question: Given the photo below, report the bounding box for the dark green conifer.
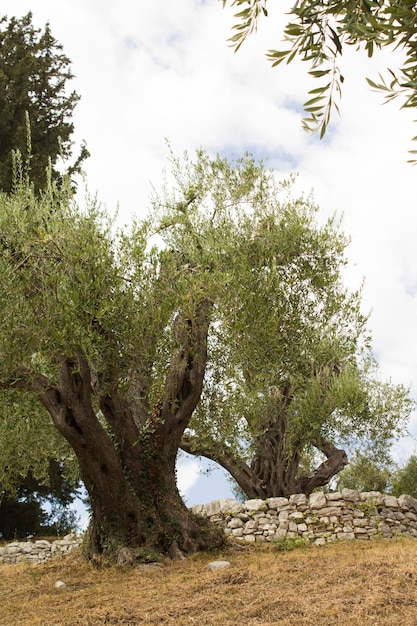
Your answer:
[0,12,88,192]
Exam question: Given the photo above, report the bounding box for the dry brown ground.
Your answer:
[2,537,417,625]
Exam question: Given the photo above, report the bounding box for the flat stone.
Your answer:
[338,532,355,540]
[313,538,326,546]
[244,519,258,530]
[54,580,66,589]
[244,499,268,512]
[309,492,327,509]
[383,495,399,509]
[360,491,384,504]
[327,492,343,501]
[267,497,289,510]
[289,494,307,506]
[207,560,231,571]
[199,498,241,517]
[228,517,244,529]
[316,506,343,517]
[274,528,287,540]
[20,543,35,554]
[200,500,225,517]
[138,562,164,571]
[341,488,360,502]
[219,499,244,514]
[398,494,417,511]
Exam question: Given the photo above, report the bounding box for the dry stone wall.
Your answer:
[192,489,417,545]
[3,489,417,565]
[0,534,81,565]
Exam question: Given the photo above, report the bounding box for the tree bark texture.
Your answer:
[9,301,223,562]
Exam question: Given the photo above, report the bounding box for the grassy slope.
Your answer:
[1,538,417,625]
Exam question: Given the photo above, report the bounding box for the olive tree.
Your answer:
[0,150,293,561]
[0,165,226,562]
[1,150,412,562]
[174,158,413,498]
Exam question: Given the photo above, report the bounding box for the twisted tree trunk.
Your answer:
[7,301,224,563]
[181,373,349,499]
[181,428,348,499]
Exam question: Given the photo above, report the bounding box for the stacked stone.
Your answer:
[192,489,417,546]
[0,534,81,565]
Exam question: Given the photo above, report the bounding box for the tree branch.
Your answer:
[0,366,54,395]
[0,365,84,441]
[180,432,266,499]
[162,299,212,430]
[299,436,348,495]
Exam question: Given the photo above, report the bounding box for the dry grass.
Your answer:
[2,538,417,625]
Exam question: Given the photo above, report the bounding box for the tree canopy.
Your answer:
[171,156,413,498]
[0,150,412,561]
[0,12,88,192]
[335,448,394,493]
[221,0,417,152]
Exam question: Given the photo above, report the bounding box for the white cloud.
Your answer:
[176,459,202,497]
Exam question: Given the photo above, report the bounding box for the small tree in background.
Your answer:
[336,451,417,499]
[0,459,80,540]
[0,12,88,192]
[0,366,80,540]
[335,449,394,494]
[391,455,417,499]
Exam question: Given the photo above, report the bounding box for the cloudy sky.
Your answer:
[4,1,417,510]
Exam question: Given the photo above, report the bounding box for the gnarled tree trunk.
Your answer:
[11,301,224,563]
[181,369,349,499]
[181,406,348,500]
